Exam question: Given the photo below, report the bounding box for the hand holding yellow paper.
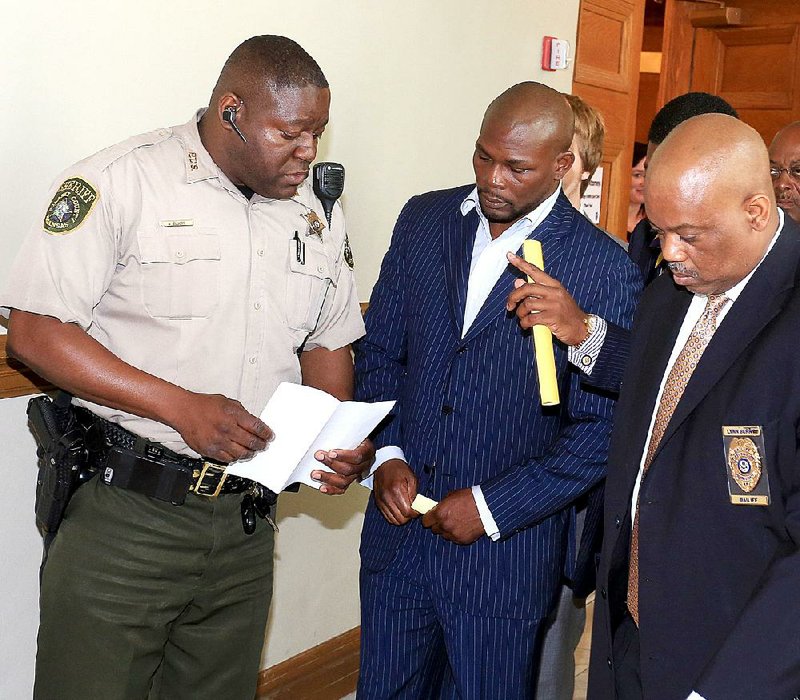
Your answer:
[411,494,438,514]
[522,240,560,406]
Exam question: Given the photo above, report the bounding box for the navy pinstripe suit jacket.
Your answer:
[355,186,641,619]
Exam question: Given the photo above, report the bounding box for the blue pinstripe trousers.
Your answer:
[358,543,545,699]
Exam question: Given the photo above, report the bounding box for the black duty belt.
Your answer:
[77,408,274,508]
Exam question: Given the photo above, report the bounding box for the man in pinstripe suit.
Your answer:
[354,82,641,698]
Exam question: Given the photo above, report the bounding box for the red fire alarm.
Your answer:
[542,36,570,71]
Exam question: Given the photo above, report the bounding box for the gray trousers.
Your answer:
[35,476,274,700]
[534,508,588,699]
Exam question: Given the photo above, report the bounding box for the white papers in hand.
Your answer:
[225,382,394,493]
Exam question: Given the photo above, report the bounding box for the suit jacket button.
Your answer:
[600,587,607,599]
[614,515,622,528]
[441,405,453,415]
[423,463,435,475]
[456,346,467,354]
[607,657,613,669]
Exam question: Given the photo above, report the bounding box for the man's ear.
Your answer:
[745,194,772,231]
[554,151,575,181]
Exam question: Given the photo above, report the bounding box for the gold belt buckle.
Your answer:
[193,461,228,497]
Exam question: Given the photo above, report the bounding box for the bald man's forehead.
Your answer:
[770,125,800,158]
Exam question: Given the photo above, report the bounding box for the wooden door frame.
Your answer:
[572,0,647,238]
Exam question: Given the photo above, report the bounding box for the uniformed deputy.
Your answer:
[2,35,371,699]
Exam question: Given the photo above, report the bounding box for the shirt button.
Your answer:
[175,250,184,259]
[316,265,325,274]
[254,301,262,310]
[249,356,257,365]
[257,249,265,257]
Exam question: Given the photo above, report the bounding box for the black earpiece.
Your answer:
[222,103,247,143]
[222,106,236,124]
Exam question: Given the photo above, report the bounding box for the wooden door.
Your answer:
[572,0,647,239]
[660,0,800,143]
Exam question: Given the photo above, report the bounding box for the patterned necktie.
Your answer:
[627,293,729,625]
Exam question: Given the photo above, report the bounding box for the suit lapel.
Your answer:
[652,221,800,462]
[621,279,691,485]
[443,206,477,338]
[461,192,571,344]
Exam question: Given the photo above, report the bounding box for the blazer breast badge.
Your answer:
[722,426,770,506]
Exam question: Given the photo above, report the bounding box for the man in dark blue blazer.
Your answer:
[589,115,800,699]
[355,82,641,699]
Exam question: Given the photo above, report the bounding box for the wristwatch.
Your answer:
[576,314,598,368]
[579,314,598,346]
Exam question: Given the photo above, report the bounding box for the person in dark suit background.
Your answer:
[354,82,641,699]
[589,114,800,699]
[769,120,800,224]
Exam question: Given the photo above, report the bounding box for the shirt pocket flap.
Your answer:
[139,233,221,265]
[289,244,332,281]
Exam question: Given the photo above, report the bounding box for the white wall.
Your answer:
[0,0,579,689]
[0,397,42,699]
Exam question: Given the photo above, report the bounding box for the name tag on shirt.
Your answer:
[160,219,194,228]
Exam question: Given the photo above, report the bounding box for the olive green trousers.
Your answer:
[35,477,274,700]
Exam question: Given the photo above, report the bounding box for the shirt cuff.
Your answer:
[567,315,607,376]
[687,693,706,700]
[472,485,501,541]
[359,445,406,490]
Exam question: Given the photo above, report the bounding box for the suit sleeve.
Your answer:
[480,256,642,537]
[353,200,411,451]
[580,321,631,394]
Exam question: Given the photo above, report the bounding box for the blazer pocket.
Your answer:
[137,231,221,319]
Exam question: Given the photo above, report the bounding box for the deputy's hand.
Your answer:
[172,392,273,463]
[373,459,419,525]
[505,252,589,346]
[422,487,485,545]
[312,439,376,495]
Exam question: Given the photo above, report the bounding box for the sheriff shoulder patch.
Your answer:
[43,177,98,234]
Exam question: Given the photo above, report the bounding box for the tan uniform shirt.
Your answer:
[2,112,365,456]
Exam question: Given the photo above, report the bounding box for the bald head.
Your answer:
[646,114,778,295]
[483,82,575,156]
[769,121,800,223]
[769,121,800,153]
[472,82,576,238]
[649,113,774,209]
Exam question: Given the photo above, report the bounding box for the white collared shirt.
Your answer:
[459,186,561,335]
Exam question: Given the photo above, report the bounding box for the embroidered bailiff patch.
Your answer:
[43,177,98,234]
